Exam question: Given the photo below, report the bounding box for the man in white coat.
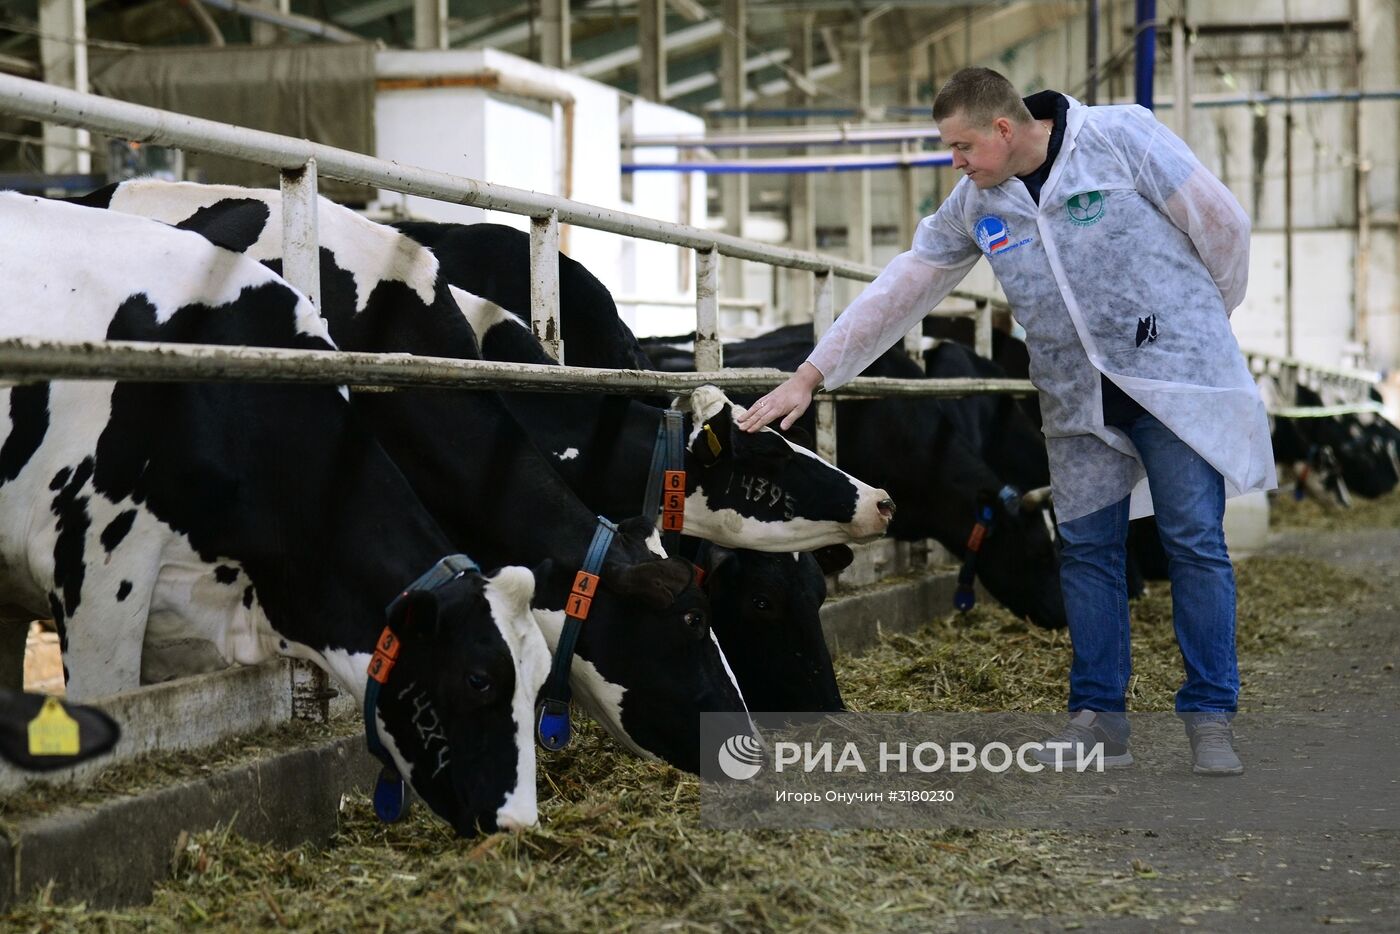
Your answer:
[738,67,1274,775]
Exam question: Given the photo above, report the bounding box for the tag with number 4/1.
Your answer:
[28,696,80,757]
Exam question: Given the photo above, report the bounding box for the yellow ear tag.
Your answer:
[703,423,723,458]
[28,696,80,757]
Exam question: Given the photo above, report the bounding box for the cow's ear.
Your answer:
[690,404,732,465]
[0,690,121,773]
[781,425,815,451]
[812,545,854,576]
[69,182,119,209]
[606,557,694,609]
[389,589,440,636]
[174,198,271,254]
[701,544,735,576]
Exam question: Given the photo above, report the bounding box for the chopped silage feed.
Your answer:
[0,548,1379,931]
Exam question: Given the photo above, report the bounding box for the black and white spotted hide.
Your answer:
[0,194,549,834]
[89,180,753,772]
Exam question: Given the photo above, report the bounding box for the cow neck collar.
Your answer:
[953,486,1023,612]
[535,516,618,751]
[641,407,689,554]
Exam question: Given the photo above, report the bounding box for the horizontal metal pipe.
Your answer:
[0,339,1035,398]
[0,75,887,279]
[194,0,362,42]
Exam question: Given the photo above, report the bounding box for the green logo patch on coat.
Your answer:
[1066,190,1106,226]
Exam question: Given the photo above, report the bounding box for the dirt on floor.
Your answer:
[2,494,1397,932]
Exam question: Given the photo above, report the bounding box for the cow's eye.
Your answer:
[467,673,493,693]
[683,610,706,630]
[751,597,771,612]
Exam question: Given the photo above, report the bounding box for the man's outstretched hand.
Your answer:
[735,362,824,433]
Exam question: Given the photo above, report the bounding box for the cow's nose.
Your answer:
[496,813,528,833]
[877,498,896,521]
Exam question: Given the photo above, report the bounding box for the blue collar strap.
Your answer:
[954,489,1018,612]
[536,517,617,751]
[640,408,688,554]
[364,553,481,823]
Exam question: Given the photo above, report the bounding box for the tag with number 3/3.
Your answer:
[28,696,80,757]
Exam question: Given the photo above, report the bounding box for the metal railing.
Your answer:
[1245,350,1382,417]
[0,72,1019,470]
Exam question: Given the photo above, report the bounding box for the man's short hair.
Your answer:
[932,67,1033,127]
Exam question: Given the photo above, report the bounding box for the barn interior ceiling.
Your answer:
[0,0,1083,115]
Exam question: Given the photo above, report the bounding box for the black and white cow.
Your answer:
[0,194,548,834]
[393,221,654,373]
[86,181,750,771]
[448,291,894,552]
[645,325,1068,630]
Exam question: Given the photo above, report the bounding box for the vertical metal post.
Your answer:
[786,12,816,325]
[1351,0,1369,359]
[1283,3,1294,358]
[282,156,327,717]
[530,211,564,362]
[38,0,89,175]
[414,0,448,50]
[638,0,665,102]
[721,0,748,300]
[813,269,837,466]
[903,319,924,366]
[695,246,723,372]
[251,0,290,44]
[1171,6,1189,141]
[1135,0,1156,111]
[974,299,992,358]
[1280,362,1299,405]
[1085,0,1099,105]
[540,0,571,68]
[280,159,320,311]
[846,16,873,278]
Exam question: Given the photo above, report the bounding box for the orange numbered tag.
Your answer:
[662,490,685,512]
[663,470,685,492]
[966,523,987,552]
[565,592,593,619]
[661,511,684,532]
[369,626,401,684]
[572,571,598,597]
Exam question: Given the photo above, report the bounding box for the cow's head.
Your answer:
[965,490,1066,630]
[682,386,894,550]
[372,565,549,835]
[700,544,851,714]
[529,517,751,773]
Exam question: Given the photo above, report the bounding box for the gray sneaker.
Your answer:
[1187,719,1244,776]
[1032,711,1133,770]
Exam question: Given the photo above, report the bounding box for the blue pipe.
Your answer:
[622,152,954,174]
[1135,0,1156,110]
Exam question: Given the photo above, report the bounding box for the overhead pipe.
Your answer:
[194,0,362,43]
[1135,0,1155,110]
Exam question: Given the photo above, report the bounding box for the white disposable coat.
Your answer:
[807,96,1276,522]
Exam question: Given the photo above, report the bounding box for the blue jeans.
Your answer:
[1057,414,1239,720]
